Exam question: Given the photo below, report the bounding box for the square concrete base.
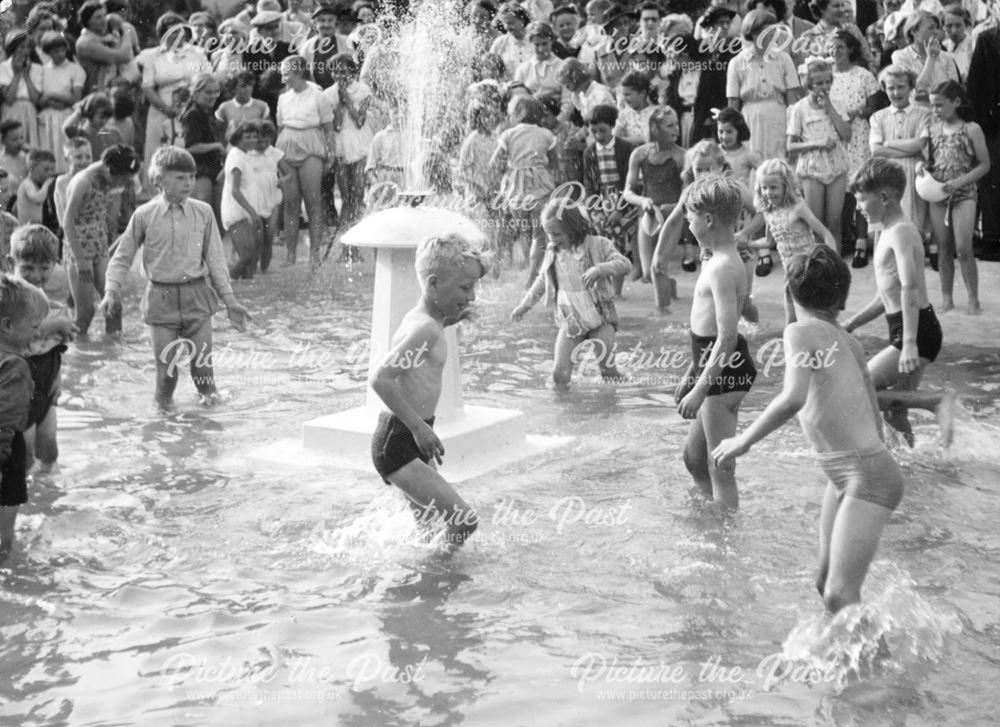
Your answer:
[246,405,570,482]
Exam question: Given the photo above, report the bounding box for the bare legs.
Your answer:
[388,460,478,547]
[682,391,746,512]
[802,175,846,253]
[551,323,621,388]
[282,157,327,267]
[930,198,980,314]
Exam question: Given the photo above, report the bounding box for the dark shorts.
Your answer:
[371,411,435,484]
[816,444,904,511]
[141,278,218,335]
[886,305,942,362]
[27,346,65,427]
[0,431,27,507]
[681,331,757,397]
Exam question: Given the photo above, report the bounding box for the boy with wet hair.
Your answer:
[99,146,251,410]
[369,233,489,548]
[713,245,904,614]
[7,225,75,471]
[0,274,49,559]
[675,174,757,512]
[842,158,954,446]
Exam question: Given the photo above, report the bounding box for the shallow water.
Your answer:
[2,257,999,726]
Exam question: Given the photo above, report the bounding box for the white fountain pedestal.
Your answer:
[285,206,565,482]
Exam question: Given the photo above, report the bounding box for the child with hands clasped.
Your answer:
[369,234,488,549]
[99,147,251,411]
[512,199,630,388]
[786,59,852,256]
[675,175,758,513]
[712,245,904,614]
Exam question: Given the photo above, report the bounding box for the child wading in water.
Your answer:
[675,175,757,512]
[920,80,989,314]
[713,245,904,614]
[843,159,955,446]
[369,234,488,548]
[512,199,631,388]
[100,147,251,410]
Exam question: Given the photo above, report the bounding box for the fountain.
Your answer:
[256,1,567,481]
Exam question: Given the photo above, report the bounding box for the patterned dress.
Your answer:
[69,177,113,263]
[830,65,880,171]
[787,97,850,185]
[764,204,816,267]
[926,121,978,205]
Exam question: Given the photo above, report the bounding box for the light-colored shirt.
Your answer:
[277,82,334,129]
[106,195,234,301]
[514,57,563,98]
[726,47,800,103]
[490,33,533,79]
[324,80,374,163]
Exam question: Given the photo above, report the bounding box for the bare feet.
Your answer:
[936,390,957,447]
[940,296,954,312]
[630,267,643,281]
[967,300,982,315]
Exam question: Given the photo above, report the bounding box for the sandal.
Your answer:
[852,247,868,269]
[928,244,939,272]
[755,253,773,277]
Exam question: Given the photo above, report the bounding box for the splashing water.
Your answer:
[779,562,962,690]
[364,0,479,193]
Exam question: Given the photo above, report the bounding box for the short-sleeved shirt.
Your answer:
[277,83,334,130]
[324,81,374,164]
[514,57,563,98]
[726,47,800,103]
[490,33,533,79]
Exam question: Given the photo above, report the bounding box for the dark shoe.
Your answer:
[928,244,939,272]
[681,257,697,273]
[755,253,773,277]
[852,247,868,269]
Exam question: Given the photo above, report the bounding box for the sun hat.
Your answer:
[251,10,283,26]
[602,3,638,33]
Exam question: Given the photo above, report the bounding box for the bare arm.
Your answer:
[369,321,441,432]
[795,201,836,249]
[76,34,133,64]
[946,123,991,190]
[843,293,885,333]
[229,168,259,221]
[893,232,924,373]
[621,147,651,209]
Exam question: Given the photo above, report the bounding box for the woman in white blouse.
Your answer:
[490,3,533,80]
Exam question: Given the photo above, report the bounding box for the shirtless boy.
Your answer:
[842,159,954,446]
[675,175,757,512]
[369,234,488,547]
[713,246,903,613]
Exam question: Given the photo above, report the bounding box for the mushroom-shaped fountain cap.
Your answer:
[340,206,487,249]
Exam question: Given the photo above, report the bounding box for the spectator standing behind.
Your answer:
[215,71,270,138]
[0,120,29,195]
[16,150,57,226]
[242,10,293,118]
[515,22,564,99]
[137,13,211,198]
[37,31,86,174]
[550,4,581,59]
[965,0,1000,260]
[891,11,960,108]
[180,73,225,214]
[490,3,533,80]
[0,30,42,151]
[74,1,135,95]
[301,4,354,90]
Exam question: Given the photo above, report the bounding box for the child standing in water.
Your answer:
[920,80,989,314]
[675,175,757,512]
[99,147,251,410]
[713,245,904,614]
[491,95,558,287]
[369,234,488,548]
[512,199,631,388]
[786,59,852,259]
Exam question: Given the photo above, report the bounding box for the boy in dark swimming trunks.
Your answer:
[675,175,757,512]
[842,159,955,447]
[369,233,488,547]
[713,246,903,614]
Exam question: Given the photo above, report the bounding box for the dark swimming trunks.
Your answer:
[26,345,65,427]
[0,430,27,507]
[680,332,757,397]
[885,305,942,362]
[371,411,436,484]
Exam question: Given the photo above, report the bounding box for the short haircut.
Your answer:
[39,30,69,53]
[233,70,257,88]
[27,149,57,168]
[588,103,618,126]
[785,244,851,311]
[878,64,915,90]
[714,106,750,143]
[10,224,59,264]
[102,144,140,176]
[77,0,104,29]
[682,139,728,184]
[848,158,906,197]
[619,70,651,96]
[638,2,661,16]
[80,92,113,120]
[510,95,545,125]
[684,174,744,225]
[541,192,590,246]
[942,3,972,25]
[802,58,833,88]
[747,0,787,23]
[63,136,93,154]
[258,118,277,139]
[741,9,777,41]
[0,273,49,325]
[415,233,489,282]
[227,119,260,146]
[149,145,195,178]
[0,119,23,139]
[753,158,801,210]
[550,4,579,20]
